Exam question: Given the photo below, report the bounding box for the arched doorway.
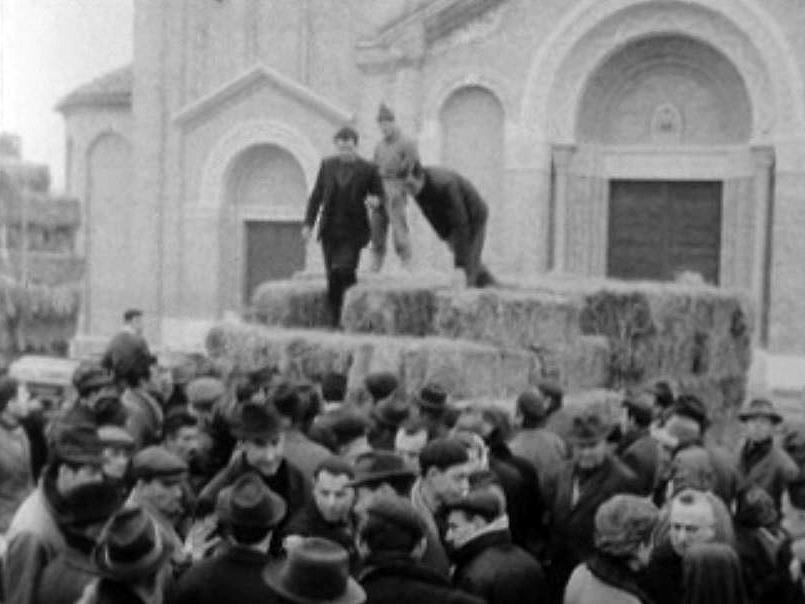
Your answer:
[575,35,752,286]
[222,144,307,308]
[439,85,504,265]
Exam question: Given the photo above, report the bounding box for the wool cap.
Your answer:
[186,377,225,410]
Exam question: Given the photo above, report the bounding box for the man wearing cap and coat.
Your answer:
[172,473,287,604]
[616,393,664,497]
[302,127,386,327]
[4,419,106,604]
[545,410,640,601]
[736,398,798,510]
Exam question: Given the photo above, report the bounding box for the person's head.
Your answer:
[357,494,427,561]
[123,308,144,334]
[313,457,355,524]
[515,388,550,429]
[50,421,106,495]
[217,472,286,549]
[739,398,781,443]
[444,490,503,550]
[329,412,370,457]
[449,429,489,473]
[595,494,659,569]
[270,380,304,429]
[735,485,779,529]
[402,161,425,196]
[333,127,359,161]
[376,103,397,139]
[620,392,654,434]
[419,438,470,506]
[232,403,285,477]
[131,446,188,520]
[394,421,429,473]
[162,410,200,463]
[72,361,116,403]
[668,446,716,498]
[669,488,716,556]
[186,376,226,423]
[682,542,749,604]
[649,380,675,411]
[568,411,611,470]
[350,451,416,516]
[98,425,136,481]
[671,394,709,436]
[364,371,399,405]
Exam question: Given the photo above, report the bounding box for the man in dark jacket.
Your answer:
[444,490,546,604]
[616,392,663,496]
[196,403,310,553]
[357,494,483,604]
[402,161,497,287]
[302,126,386,326]
[102,309,152,382]
[545,409,640,600]
[172,473,286,604]
[278,456,358,567]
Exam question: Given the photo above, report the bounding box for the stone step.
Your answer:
[204,323,609,399]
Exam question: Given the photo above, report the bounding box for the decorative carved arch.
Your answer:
[423,69,515,125]
[198,119,320,209]
[521,0,805,143]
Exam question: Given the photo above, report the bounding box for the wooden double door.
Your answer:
[607,180,722,284]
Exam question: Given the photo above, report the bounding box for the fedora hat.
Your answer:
[739,397,783,424]
[94,506,172,582]
[348,451,415,487]
[263,537,365,604]
[415,383,447,412]
[568,411,611,444]
[230,402,281,441]
[217,472,286,529]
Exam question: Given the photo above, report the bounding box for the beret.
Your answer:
[186,377,225,409]
[131,446,187,483]
[365,372,398,401]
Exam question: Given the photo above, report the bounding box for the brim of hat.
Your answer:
[93,532,173,583]
[739,411,782,424]
[347,468,416,488]
[220,489,287,529]
[263,561,366,604]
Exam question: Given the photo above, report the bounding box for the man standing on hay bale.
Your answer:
[303,126,386,328]
[402,161,498,288]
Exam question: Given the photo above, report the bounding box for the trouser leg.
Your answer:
[386,181,412,265]
[323,239,360,327]
[369,203,389,272]
[464,220,497,287]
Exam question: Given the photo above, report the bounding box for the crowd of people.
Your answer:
[0,309,805,604]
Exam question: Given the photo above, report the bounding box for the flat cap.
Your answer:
[186,377,225,409]
[131,446,188,483]
[98,425,136,450]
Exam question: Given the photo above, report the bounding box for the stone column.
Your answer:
[551,144,575,272]
[750,146,774,341]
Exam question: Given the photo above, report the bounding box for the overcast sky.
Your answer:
[1,0,133,193]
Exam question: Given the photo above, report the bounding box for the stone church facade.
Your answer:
[59,0,805,363]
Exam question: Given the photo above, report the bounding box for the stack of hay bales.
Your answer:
[212,274,753,426]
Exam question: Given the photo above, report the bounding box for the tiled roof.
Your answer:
[55,65,133,112]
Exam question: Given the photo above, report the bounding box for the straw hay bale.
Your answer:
[341,282,442,336]
[432,289,580,349]
[250,280,330,327]
[205,324,539,400]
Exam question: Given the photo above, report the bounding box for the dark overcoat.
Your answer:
[304,156,385,247]
[359,556,484,604]
[546,455,639,593]
[451,528,547,604]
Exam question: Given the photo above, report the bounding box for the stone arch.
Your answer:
[85,131,132,335]
[424,70,516,127]
[521,0,805,143]
[198,119,319,208]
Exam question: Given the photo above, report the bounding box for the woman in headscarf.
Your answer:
[682,542,748,604]
[564,494,658,604]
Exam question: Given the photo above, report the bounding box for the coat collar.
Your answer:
[586,552,654,604]
[358,554,451,587]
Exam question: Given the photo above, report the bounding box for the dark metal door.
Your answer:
[608,181,722,284]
